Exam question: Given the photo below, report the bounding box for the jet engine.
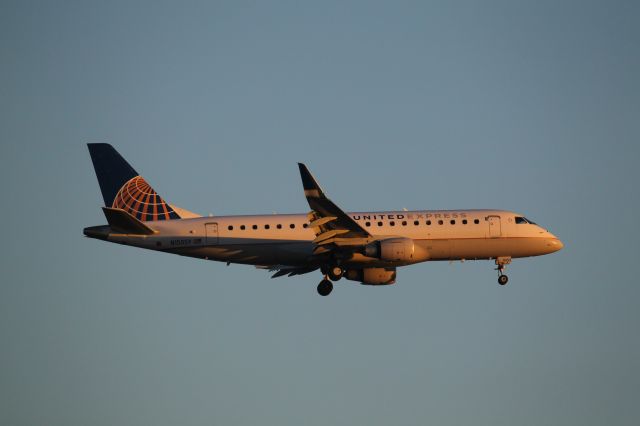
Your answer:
[363,237,415,262]
[345,267,397,285]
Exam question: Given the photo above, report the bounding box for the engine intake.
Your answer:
[364,237,415,262]
[345,267,397,285]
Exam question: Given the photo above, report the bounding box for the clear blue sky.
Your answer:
[1,1,639,425]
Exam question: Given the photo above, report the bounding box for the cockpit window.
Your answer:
[515,216,537,225]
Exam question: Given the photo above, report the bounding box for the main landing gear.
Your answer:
[495,257,511,286]
[317,266,344,296]
[317,278,333,296]
[327,266,344,281]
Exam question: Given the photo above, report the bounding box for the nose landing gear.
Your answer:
[495,257,511,286]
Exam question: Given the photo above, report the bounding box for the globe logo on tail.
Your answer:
[112,176,179,221]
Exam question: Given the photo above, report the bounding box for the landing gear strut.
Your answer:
[317,278,333,296]
[495,257,511,286]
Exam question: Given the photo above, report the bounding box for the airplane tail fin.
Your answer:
[87,143,181,221]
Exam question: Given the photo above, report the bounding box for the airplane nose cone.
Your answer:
[548,238,564,252]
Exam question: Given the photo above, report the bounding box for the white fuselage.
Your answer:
[98,209,563,268]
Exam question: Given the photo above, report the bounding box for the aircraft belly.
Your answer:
[442,237,557,260]
[423,239,453,260]
[166,240,314,266]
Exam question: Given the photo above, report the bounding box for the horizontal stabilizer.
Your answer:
[102,207,156,235]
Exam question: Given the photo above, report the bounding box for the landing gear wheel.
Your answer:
[495,257,511,286]
[317,279,333,296]
[327,266,344,281]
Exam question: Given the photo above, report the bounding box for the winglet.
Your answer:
[298,163,325,199]
[296,163,370,238]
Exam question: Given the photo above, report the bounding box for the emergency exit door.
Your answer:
[205,223,218,245]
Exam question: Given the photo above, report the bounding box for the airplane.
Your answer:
[84,143,563,296]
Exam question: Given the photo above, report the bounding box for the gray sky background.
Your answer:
[1,1,639,425]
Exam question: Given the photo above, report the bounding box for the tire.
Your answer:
[498,275,509,285]
[317,279,333,296]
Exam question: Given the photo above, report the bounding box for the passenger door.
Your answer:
[205,223,218,245]
[488,216,501,238]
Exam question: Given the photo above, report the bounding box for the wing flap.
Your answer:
[309,216,337,228]
[313,229,350,244]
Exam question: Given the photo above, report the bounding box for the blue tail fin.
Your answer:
[87,143,180,221]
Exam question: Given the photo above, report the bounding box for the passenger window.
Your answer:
[264,224,270,229]
[474,219,480,224]
[365,221,371,227]
[240,225,246,230]
[277,224,282,229]
[462,219,467,225]
[303,223,308,228]
[228,225,233,231]
[377,221,383,226]
[450,220,455,225]
[390,221,395,226]
[402,221,407,226]
[413,220,419,226]
[438,220,443,225]
[426,220,431,225]
[252,225,258,230]
[290,224,295,229]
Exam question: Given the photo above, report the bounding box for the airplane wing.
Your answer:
[298,163,371,254]
[256,265,320,278]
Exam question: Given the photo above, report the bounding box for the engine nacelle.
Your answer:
[345,267,397,285]
[364,237,415,262]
